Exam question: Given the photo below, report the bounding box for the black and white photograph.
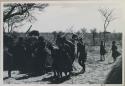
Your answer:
[2,1,124,84]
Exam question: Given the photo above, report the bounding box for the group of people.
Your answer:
[4,30,120,80]
[4,31,87,79]
[47,34,87,78]
[4,33,49,77]
[100,40,121,62]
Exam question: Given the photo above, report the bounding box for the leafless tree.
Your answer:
[3,3,48,33]
[90,28,97,46]
[98,8,117,46]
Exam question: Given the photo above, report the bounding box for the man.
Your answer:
[77,38,87,73]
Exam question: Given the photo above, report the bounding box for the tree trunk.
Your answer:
[104,29,106,47]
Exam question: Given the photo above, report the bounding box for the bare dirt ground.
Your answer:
[3,46,122,84]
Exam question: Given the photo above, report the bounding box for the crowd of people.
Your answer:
[4,30,121,80]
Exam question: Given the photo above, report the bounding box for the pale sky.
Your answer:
[13,1,125,33]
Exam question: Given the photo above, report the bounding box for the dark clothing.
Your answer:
[24,37,34,72]
[70,39,75,44]
[57,44,72,72]
[13,43,26,71]
[77,42,87,61]
[77,42,87,70]
[111,45,121,60]
[25,37,38,73]
[100,44,106,55]
[4,49,14,75]
[50,46,60,72]
[35,41,48,73]
[64,40,75,63]
[78,58,85,71]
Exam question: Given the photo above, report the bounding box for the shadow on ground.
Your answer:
[40,71,84,84]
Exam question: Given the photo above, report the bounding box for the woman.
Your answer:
[56,37,72,78]
[100,41,106,61]
[111,41,121,62]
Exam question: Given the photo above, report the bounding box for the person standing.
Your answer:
[35,36,47,74]
[5,36,14,77]
[14,37,26,73]
[56,37,72,78]
[77,38,87,73]
[47,43,59,78]
[100,41,106,61]
[111,41,121,62]
[62,36,75,64]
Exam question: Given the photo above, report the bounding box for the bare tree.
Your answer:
[98,8,116,46]
[90,28,97,46]
[3,3,48,33]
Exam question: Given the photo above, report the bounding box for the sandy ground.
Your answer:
[3,46,121,84]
